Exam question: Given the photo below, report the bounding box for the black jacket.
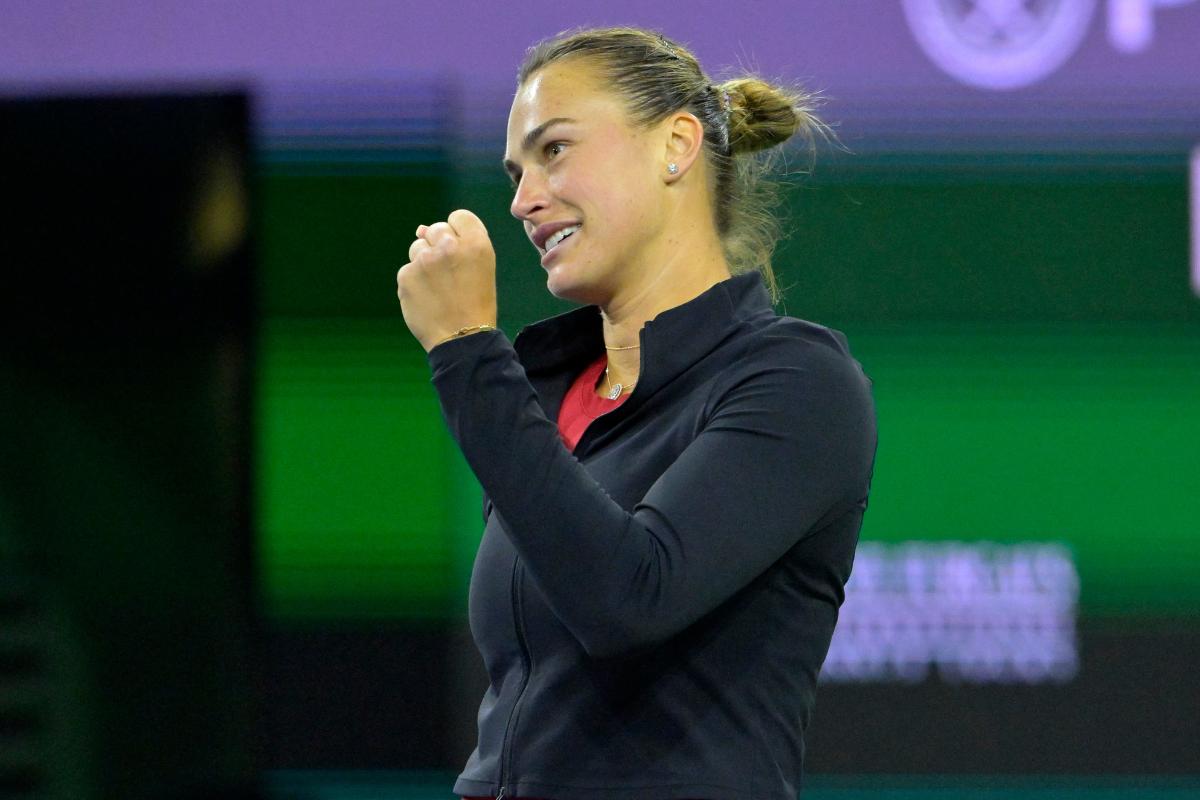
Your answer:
[427,271,877,800]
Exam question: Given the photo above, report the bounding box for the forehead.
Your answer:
[506,60,625,145]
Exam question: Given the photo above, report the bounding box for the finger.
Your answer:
[408,237,431,262]
[423,221,456,247]
[447,209,487,240]
[415,224,429,239]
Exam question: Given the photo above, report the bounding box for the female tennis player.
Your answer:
[396,26,877,800]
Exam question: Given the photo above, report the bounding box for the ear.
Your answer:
[661,111,705,184]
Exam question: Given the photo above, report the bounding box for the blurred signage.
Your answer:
[823,541,1079,684]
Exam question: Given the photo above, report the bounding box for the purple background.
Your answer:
[4,1,1198,99]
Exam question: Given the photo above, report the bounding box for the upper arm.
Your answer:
[574,343,877,653]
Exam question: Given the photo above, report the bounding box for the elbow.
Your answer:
[553,539,683,659]
[573,613,670,660]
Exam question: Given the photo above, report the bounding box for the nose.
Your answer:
[510,170,549,222]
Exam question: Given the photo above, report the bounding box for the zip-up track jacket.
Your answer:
[426,271,878,800]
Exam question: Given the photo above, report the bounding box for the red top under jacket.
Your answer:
[555,352,632,452]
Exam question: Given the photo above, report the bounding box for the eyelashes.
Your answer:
[507,141,568,190]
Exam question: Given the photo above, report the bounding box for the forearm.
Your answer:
[427,329,653,654]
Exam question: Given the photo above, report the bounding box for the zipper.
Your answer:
[497,556,532,799]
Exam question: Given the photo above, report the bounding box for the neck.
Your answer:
[592,178,733,394]
[597,231,731,392]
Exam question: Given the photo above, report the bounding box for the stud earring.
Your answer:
[667,162,679,175]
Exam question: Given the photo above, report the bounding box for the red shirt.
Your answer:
[556,353,631,451]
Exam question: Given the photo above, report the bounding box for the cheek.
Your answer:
[551,170,615,224]
[601,174,657,235]
[551,144,658,244]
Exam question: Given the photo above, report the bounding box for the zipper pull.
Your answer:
[495,787,506,800]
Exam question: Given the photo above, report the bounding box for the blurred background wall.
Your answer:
[2,1,1198,798]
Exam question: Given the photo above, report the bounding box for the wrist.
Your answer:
[433,324,497,348]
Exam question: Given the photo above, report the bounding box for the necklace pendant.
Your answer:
[607,383,623,400]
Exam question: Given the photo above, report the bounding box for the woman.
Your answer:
[396,27,876,800]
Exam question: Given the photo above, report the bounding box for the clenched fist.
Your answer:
[396,209,499,352]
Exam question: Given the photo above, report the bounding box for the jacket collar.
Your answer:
[512,271,775,400]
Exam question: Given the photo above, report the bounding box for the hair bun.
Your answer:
[720,77,822,156]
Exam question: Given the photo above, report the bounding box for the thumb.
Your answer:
[447,208,489,241]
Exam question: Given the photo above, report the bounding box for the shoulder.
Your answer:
[701,312,878,491]
[698,313,877,461]
[714,313,873,400]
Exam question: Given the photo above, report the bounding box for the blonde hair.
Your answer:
[517,26,831,304]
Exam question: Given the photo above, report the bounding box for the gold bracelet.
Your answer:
[435,324,496,347]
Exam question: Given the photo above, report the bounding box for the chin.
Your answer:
[544,262,597,305]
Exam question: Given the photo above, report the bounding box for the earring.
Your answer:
[667,162,679,175]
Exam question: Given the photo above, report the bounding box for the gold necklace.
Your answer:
[604,365,637,400]
[604,343,641,351]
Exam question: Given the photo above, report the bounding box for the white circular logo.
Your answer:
[902,0,1098,90]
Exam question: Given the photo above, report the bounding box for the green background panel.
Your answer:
[851,324,1200,615]
[259,171,447,316]
[257,319,460,619]
[256,155,1200,622]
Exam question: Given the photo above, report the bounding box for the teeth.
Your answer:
[545,225,580,251]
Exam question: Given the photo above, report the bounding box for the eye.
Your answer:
[545,141,566,158]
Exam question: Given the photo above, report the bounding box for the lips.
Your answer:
[540,225,579,267]
[531,220,583,252]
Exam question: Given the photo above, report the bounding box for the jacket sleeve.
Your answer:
[427,328,875,659]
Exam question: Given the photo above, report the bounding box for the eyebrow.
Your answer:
[502,117,576,178]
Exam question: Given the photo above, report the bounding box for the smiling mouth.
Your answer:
[542,224,581,253]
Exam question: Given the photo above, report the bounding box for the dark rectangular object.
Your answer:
[0,92,260,800]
